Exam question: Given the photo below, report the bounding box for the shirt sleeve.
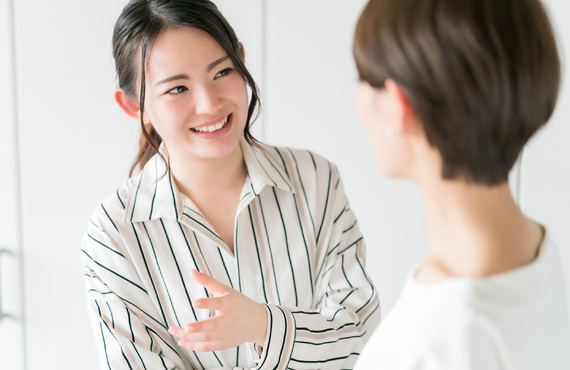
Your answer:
[253,164,381,369]
[81,204,188,370]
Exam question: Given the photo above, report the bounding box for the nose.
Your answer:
[193,84,222,116]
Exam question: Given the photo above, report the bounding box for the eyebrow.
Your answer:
[208,55,230,71]
[154,55,231,87]
[154,73,189,87]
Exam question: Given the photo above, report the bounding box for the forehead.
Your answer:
[145,27,228,78]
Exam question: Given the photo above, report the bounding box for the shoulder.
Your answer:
[415,300,507,369]
[84,174,141,237]
[259,143,341,185]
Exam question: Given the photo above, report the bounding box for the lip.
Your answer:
[190,113,233,138]
[191,114,231,130]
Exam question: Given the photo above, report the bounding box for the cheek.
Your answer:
[356,91,381,143]
[144,98,187,138]
[356,87,378,133]
[224,77,249,107]
[356,89,402,177]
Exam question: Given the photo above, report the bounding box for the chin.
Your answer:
[195,140,241,160]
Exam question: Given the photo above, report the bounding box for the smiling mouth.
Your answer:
[191,115,230,133]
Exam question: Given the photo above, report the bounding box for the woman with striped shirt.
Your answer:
[81,1,380,369]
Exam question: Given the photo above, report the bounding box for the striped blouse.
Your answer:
[81,140,381,369]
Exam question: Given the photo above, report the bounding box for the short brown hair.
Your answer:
[353,0,560,185]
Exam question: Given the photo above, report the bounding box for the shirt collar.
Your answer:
[240,139,295,196]
[123,153,183,224]
[124,139,294,223]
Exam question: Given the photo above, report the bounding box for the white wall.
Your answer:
[522,0,570,314]
[1,1,568,368]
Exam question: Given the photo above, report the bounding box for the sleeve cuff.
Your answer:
[251,304,296,370]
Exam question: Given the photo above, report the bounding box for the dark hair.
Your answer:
[113,0,261,176]
[353,0,560,185]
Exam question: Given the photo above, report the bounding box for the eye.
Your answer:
[215,68,233,79]
[166,86,187,94]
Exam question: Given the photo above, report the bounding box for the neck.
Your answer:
[168,144,248,200]
[416,177,543,281]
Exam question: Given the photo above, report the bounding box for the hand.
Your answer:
[168,269,268,352]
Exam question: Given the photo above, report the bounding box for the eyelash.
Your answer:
[165,68,234,95]
[216,67,233,78]
[167,86,187,94]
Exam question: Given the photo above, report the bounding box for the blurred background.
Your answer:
[1,0,568,368]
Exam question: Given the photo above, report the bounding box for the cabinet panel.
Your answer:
[13,1,135,368]
[0,0,24,368]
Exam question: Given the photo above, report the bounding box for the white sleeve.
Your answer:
[81,204,187,370]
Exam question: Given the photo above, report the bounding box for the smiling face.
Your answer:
[141,27,249,164]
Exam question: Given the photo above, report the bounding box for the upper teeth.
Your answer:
[193,116,228,132]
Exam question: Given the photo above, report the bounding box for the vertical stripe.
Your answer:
[235,222,242,292]
[106,301,114,328]
[258,198,282,305]
[218,247,234,289]
[316,165,333,243]
[292,192,314,297]
[95,301,111,370]
[130,169,145,223]
[144,222,181,326]
[149,158,158,219]
[288,148,316,235]
[130,224,168,323]
[341,255,353,289]
[249,205,269,303]
[272,188,298,305]
[168,169,179,217]
[97,300,134,370]
[164,220,198,321]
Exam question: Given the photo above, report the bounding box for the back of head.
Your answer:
[353,0,560,185]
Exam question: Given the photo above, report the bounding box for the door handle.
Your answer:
[0,248,6,322]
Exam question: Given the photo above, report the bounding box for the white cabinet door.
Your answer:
[0,0,24,368]
[12,1,135,369]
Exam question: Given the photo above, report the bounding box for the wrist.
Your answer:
[254,303,269,346]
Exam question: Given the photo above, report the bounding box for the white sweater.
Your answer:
[355,231,570,369]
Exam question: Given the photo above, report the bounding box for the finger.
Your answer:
[183,316,221,334]
[194,296,225,310]
[178,339,230,352]
[189,269,231,295]
[168,326,185,338]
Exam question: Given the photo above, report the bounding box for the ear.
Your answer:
[384,79,415,134]
[114,88,143,122]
